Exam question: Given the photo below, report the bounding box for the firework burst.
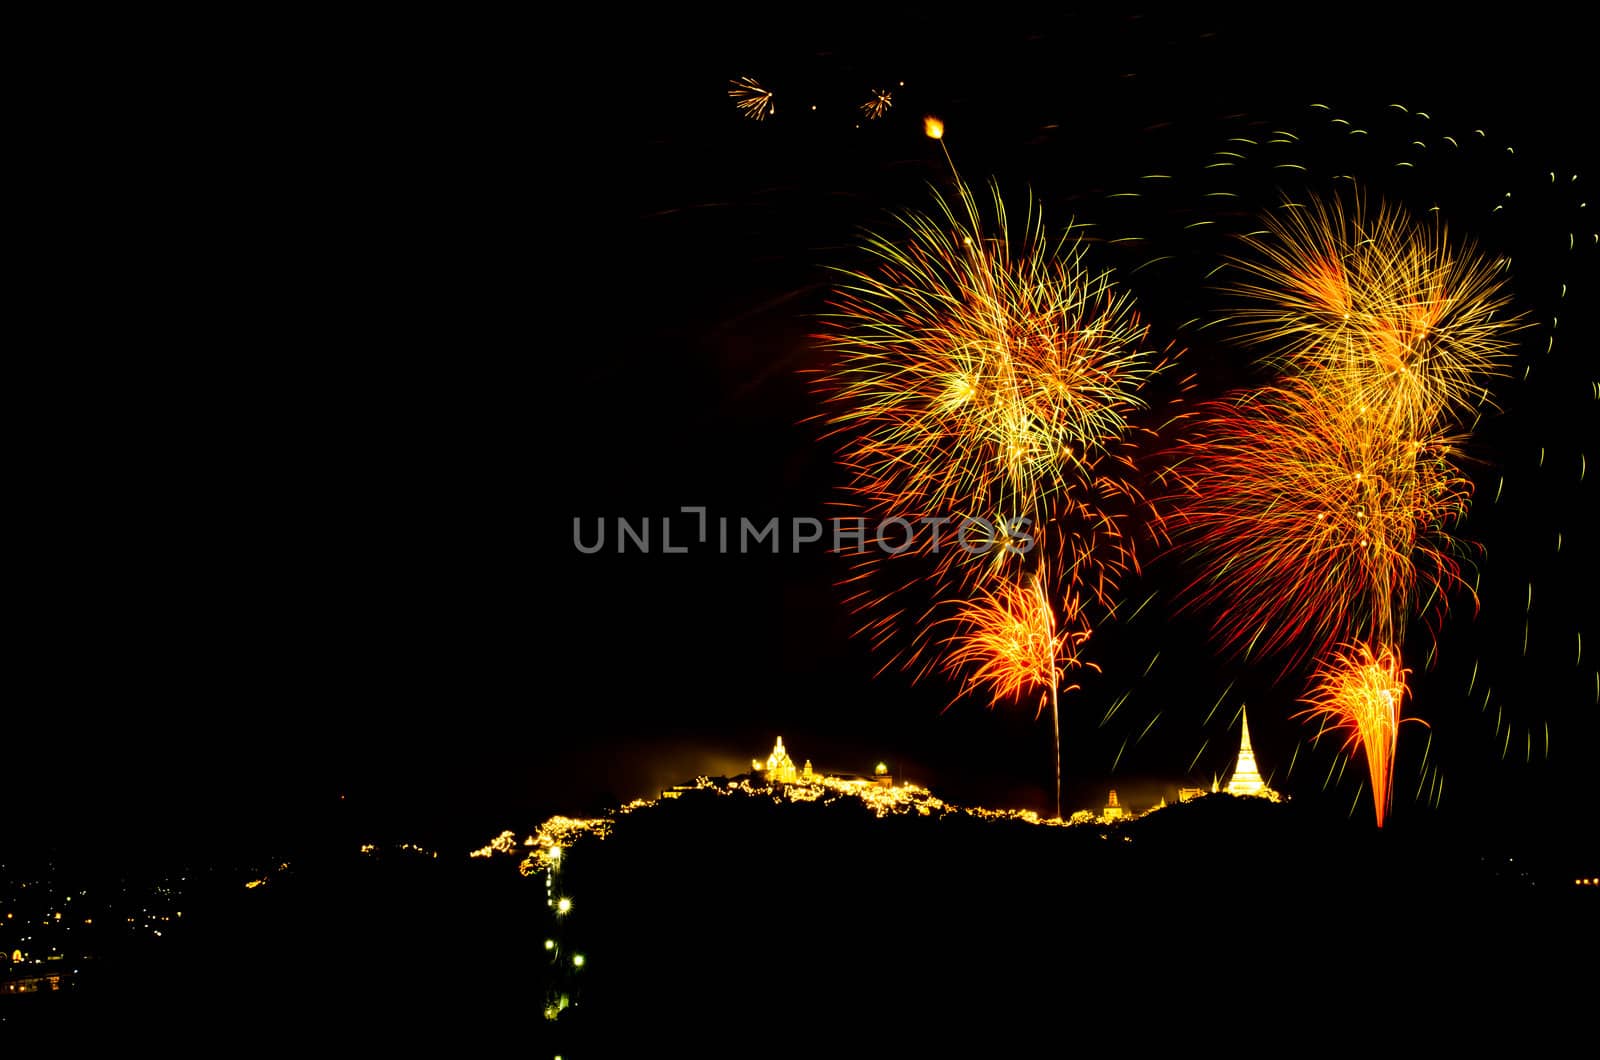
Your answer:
[1231,193,1524,429]
[1298,642,1415,828]
[1168,185,1521,825]
[943,568,1094,709]
[1166,381,1476,669]
[820,176,1155,546]
[728,76,774,121]
[818,175,1155,687]
[860,88,893,120]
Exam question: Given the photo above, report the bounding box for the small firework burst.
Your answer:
[1298,642,1416,827]
[728,76,774,121]
[942,571,1093,711]
[860,88,893,120]
[942,566,1097,820]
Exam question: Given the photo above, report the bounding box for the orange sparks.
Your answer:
[1298,643,1417,828]
[942,571,1094,713]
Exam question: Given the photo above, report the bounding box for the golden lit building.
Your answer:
[1222,707,1281,801]
[1103,789,1124,820]
[753,736,800,784]
[749,738,877,788]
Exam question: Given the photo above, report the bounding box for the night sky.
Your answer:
[14,14,1595,860]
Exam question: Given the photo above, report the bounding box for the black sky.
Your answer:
[11,13,1595,859]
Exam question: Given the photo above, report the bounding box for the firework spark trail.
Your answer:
[1298,643,1416,829]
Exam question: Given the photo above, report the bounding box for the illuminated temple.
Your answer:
[752,737,814,784]
[1222,707,1280,801]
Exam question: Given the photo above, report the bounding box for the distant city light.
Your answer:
[572,954,586,968]
[557,898,572,914]
[544,938,556,950]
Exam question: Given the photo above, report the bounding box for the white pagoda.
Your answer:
[1223,707,1281,801]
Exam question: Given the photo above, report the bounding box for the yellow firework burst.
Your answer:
[820,176,1155,536]
[1230,192,1524,432]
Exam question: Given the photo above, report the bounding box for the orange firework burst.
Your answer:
[1298,643,1416,828]
[860,88,893,120]
[728,76,774,121]
[943,569,1093,709]
[1230,192,1524,429]
[942,566,1096,818]
[1165,381,1476,670]
[836,483,1139,693]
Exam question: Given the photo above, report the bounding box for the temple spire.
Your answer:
[1225,705,1269,797]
